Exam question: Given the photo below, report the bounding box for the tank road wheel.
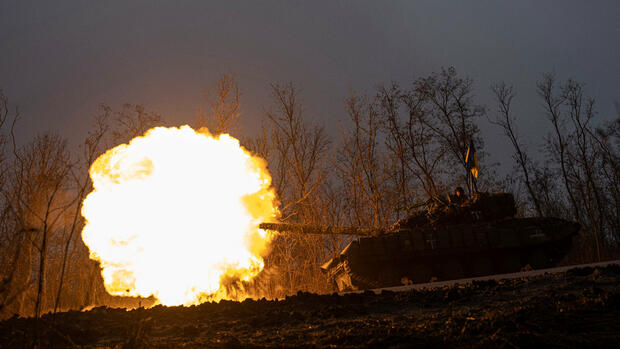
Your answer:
[408,263,433,283]
[375,264,402,287]
[439,258,465,281]
[469,256,494,277]
[545,238,572,264]
[497,250,521,273]
[527,247,550,269]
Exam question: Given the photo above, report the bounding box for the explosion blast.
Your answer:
[81,126,277,306]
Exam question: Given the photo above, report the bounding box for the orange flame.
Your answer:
[81,126,277,306]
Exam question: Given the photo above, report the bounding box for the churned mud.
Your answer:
[1,265,619,348]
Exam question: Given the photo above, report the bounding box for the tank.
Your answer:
[259,192,580,292]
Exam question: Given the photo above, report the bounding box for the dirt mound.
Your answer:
[1,265,619,348]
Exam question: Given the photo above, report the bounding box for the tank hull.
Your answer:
[322,217,580,292]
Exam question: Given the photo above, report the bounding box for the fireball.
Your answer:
[81,126,277,306]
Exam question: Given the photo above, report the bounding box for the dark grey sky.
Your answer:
[1,1,619,168]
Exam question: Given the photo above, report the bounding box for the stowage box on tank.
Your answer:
[260,192,580,292]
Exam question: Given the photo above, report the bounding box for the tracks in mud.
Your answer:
[1,260,619,348]
[351,259,620,295]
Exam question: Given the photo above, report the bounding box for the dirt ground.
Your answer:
[1,265,619,348]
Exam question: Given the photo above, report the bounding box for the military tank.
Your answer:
[259,192,580,292]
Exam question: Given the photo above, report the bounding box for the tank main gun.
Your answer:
[260,192,517,237]
[259,222,384,237]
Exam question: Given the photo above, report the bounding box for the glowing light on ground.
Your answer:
[81,126,277,306]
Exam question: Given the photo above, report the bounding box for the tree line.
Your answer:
[1,68,619,320]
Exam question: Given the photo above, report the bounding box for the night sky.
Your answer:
[1,1,619,168]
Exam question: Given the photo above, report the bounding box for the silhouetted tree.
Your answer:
[111,103,165,144]
[194,73,241,135]
[491,82,543,216]
[415,67,485,194]
[335,91,393,228]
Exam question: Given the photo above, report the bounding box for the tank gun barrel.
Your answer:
[259,222,383,236]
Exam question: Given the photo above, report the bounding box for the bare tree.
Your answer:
[491,82,543,217]
[415,67,485,193]
[111,103,165,144]
[534,74,620,261]
[335,91,392,228]
[252,82,333,296]
[562,79,606,260]
[0,129,73,336]
[194,73,241,135]
[0,90,33,317]
[53,112,109,313]
[376,83,421,214]
[264,82,330,223]
[538,74,581,222]
[592,119,620,242]
[16,135,72,319]
[386,83,447,200]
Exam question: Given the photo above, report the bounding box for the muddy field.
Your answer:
[1,265,619,348]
